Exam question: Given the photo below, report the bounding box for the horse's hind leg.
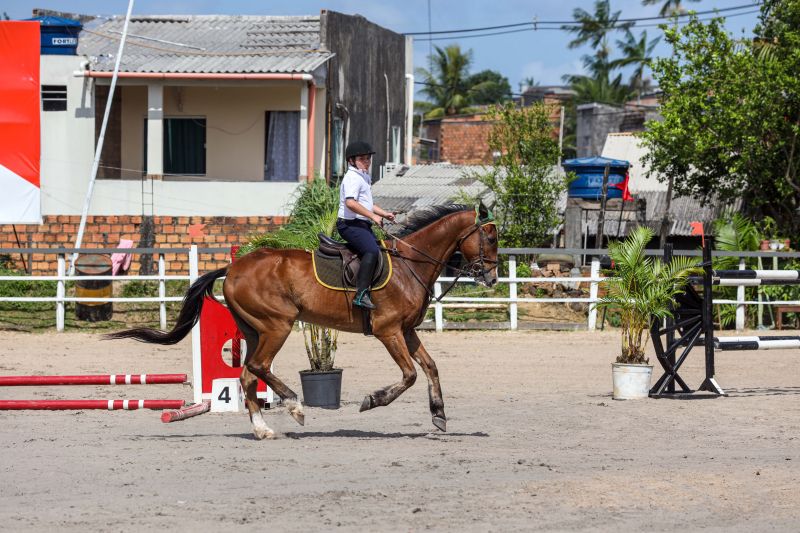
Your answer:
[404,329,446,432]
[360,330,417,412]
[235,316,303,439]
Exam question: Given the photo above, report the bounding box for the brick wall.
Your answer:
[0,215,286,275]
[439,116,495,165]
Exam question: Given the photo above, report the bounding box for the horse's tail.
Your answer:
[104,266,228,345]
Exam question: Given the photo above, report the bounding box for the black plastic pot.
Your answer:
[299,369,342,409]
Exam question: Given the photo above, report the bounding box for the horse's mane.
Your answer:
[392,204,472,237]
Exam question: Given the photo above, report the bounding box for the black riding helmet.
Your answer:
[345,141,375,161]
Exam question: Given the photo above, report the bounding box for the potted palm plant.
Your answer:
[594,226,700,399]
[238,178,343,408]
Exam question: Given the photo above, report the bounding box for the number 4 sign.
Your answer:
[210,378,245,412]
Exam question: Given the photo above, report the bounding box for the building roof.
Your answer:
[374,164,495,214]
[78,15,334,74]
[583,191,739,237]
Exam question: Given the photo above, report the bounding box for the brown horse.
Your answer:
[107,204,498,439]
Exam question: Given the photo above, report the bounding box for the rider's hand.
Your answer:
[371,213,384,226]
[384,212,396,223]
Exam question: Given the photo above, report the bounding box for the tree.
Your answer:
[612,29,660,95]
[466,69,512,105]
[475,103,566,247]
[562,0,633,54]
[641,0,700,17]
[415,44,474,118]
[640,5,800,237]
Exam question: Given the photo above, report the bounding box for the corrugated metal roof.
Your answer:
[583,191,741,237]
[373,164,495,213]
[78,15,333,74]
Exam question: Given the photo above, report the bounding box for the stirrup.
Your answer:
[353,289,376,310]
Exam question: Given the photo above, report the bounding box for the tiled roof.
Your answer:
[78,15,333,74]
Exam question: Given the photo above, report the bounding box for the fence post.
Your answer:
[434,282,443,332]
[588,257,600,331]
[509,254,518,331]
[56,254,65,332]
[158,254,166,330]
[188,245,203,404]
[736,257,745,331]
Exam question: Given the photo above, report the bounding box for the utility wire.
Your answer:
[403,2,761,36]
[416,9,761,42]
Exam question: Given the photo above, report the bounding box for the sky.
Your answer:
[6,0,763,95]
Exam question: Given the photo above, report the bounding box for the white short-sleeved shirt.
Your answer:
[338,165,374,220]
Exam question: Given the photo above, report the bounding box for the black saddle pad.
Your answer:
[312,249,392,291]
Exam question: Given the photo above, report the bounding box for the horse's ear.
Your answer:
[477,202,493,223]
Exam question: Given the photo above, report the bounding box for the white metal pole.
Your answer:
[434,282,443,332]
[736,257,745,331]
[56,254,65,331]
[70,0,135,275]
[588,257,600,331]
[558,106,565,167]
[509,255,518,331]
[189,245,203,404]
[158,254,166,330]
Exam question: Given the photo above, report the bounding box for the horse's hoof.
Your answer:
[290,410,305,426]
[432,416,447,432]
[253,428,276,440]
[286,400,305,426]
[359,395,374,412]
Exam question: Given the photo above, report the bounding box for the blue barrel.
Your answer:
[24,16,82,55]
[563,156,630,200]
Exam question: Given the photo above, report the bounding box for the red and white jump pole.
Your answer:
[0,374,187,386]
[0,399,185,410]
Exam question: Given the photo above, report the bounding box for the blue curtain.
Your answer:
[265,111,300,181]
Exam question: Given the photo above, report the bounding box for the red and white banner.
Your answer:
[0,21,41,224]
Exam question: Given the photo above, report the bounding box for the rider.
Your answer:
[336,141,395,310]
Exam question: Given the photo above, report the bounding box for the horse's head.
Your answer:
[457,203,499,287]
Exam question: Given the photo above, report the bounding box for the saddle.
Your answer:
[312,233,391,291]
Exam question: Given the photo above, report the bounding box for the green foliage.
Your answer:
[239,178,340,370]
[595,226,701,364]
[474,102,566,247]
[465,70,512,105]
[416,44,474,118]
[641,4,800,239]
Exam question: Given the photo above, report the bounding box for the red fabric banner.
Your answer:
[0,21,41,223]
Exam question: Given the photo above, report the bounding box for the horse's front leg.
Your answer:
[404,329,446,431]
[360,330,417,412]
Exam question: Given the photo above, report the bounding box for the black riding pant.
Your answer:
[336,218,380,292]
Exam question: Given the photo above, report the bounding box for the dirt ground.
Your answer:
[0,328,798,532]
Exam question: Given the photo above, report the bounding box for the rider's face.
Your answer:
[354,154,372,171]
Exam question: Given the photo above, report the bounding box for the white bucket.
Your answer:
[611,363,653,400]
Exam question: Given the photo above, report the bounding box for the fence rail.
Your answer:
[2,246,800,332]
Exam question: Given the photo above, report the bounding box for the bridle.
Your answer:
[382,218,498,303]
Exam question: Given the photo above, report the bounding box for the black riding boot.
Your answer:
[353,252,378,310]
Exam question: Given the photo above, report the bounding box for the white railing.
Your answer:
[0,246,203,332]
[4,246,800,332]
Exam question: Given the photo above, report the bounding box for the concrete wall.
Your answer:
[116,83,304,182]
[321,10,407,179]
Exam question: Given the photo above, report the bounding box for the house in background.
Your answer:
[0,9,412,274]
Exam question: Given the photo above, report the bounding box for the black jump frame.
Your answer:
[649,236,800,397]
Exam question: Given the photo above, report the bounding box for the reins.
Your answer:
[380,220,497,303]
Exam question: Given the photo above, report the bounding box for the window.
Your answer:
[332,117,344,177]
[164,118,206,175]
[391,125,402,164]
[42,85,67,111]
[264,111,300,181]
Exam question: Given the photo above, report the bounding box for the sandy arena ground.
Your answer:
[0,328,798,532]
